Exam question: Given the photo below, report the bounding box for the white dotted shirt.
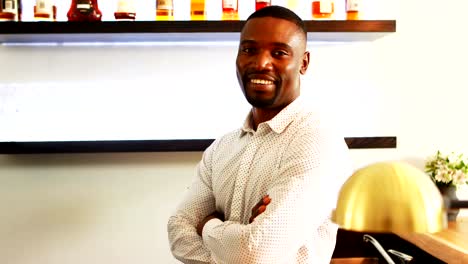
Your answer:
[168,97,353,264]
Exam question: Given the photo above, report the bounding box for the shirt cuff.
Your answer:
[202,218,223,242]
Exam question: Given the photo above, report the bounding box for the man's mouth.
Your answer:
[250,79,274,85]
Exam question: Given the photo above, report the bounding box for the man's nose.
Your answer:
[254,51,273,70]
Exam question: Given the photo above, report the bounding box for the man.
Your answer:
[167,5,352,264]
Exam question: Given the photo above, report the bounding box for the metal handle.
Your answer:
[388,249,413,264]
[363,234,396,264]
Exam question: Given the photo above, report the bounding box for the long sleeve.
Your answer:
[167,141,219,264]
[201,120,352,264]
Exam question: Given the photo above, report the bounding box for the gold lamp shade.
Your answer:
[332,161,447,233]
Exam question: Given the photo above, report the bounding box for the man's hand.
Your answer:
[197,211,225,236]
[249,195,271,223]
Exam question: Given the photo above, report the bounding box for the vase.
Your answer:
[438,185,459,221]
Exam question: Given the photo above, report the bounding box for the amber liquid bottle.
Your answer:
[67,0,102,22]
[34,0,56,21]
[286,0,297,11]
[346,0,361,20]
[0,0,14,21]
[312,0,334,19]
[115,0,136,21]
[0,0,22,21]
[222,0,238,20]
[190,0,205,20]
[156,0,174,21]
[255,0,270,11]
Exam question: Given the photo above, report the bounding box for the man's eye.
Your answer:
[242,47,256,53]
[273,50,288,56]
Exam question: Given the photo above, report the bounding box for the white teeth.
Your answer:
[250,79,273,85]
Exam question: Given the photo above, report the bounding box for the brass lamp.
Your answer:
[332,161,447,233]
[332,161,448,264]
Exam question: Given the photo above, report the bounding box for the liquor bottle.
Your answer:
[286,0,297,11]
[34,0,56,21]
[0,0,22,21]
[311,0,334,19]
[190,0,205,21]
[115,0,136,21]
[255,0,270,11]
[222,0,238,20]
[345,0,361,20]
[0,0,15,21]
[67,0,102,22]
[156,0,173,21]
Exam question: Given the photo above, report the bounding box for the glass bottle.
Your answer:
[345,0,361,20]
[156,0,173,21]
[0,0,13,21]
[114,0,136,21]
[255,0,270,11]
[311,0,334,19]
[190,0,205,21]
[222,0,238,20]
[0,0,22,21]
[67,0,102,22]
[34,0,56,21]
[286,0,297,11]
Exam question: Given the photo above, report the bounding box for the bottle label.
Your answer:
[346,0,360,11]
[117,0,136,13]
[35,0,53,14]
[319,0,333,14]
[3,0,15,12]
[223,0,237,9]
[157,0,173,10]
[76,4,91,9]
[287,0,298,9]
[2,0,20,21]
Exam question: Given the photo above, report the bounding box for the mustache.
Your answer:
[245,69,276,76]
[243,70,278,82]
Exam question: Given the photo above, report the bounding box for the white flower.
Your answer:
[425,151,468,188]
[452,170,467,186]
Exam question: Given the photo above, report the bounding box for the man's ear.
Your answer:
[300,51,310,75]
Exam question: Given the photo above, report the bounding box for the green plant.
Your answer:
[425,151,468,188]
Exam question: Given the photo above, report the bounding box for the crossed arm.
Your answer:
[168,162,339,263]
[167,176,273,264]
[196,195,271,236]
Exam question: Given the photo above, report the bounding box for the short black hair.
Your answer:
[244,5,307,40]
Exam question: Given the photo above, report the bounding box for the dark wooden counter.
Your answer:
[332,218,468,263]
[395,218,468,264]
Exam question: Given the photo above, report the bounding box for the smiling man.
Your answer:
[168,5,353,264]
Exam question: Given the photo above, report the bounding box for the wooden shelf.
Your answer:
[0,20,397,154]
[0,137,396,154]
[0,20,396,43]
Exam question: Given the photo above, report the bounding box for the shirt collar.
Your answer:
[241,96,305,135]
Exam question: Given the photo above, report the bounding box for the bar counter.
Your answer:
[395,218,468,263]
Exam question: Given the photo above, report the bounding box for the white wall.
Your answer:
[1,0,468,263]
[0,152,199,263]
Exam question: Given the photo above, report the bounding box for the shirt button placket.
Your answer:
[230,133,259,221]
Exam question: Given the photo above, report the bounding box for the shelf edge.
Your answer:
[0,20,396,43]
[0,137,397,154]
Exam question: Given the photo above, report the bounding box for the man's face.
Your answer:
[236,17,309,109]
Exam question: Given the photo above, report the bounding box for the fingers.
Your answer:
[262,195,271,205]
[249,195,271,223]
[257,205,266,214]
[251,195,270,214]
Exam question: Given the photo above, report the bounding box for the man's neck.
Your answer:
[250,107,282,131]
[250,96,300,130]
